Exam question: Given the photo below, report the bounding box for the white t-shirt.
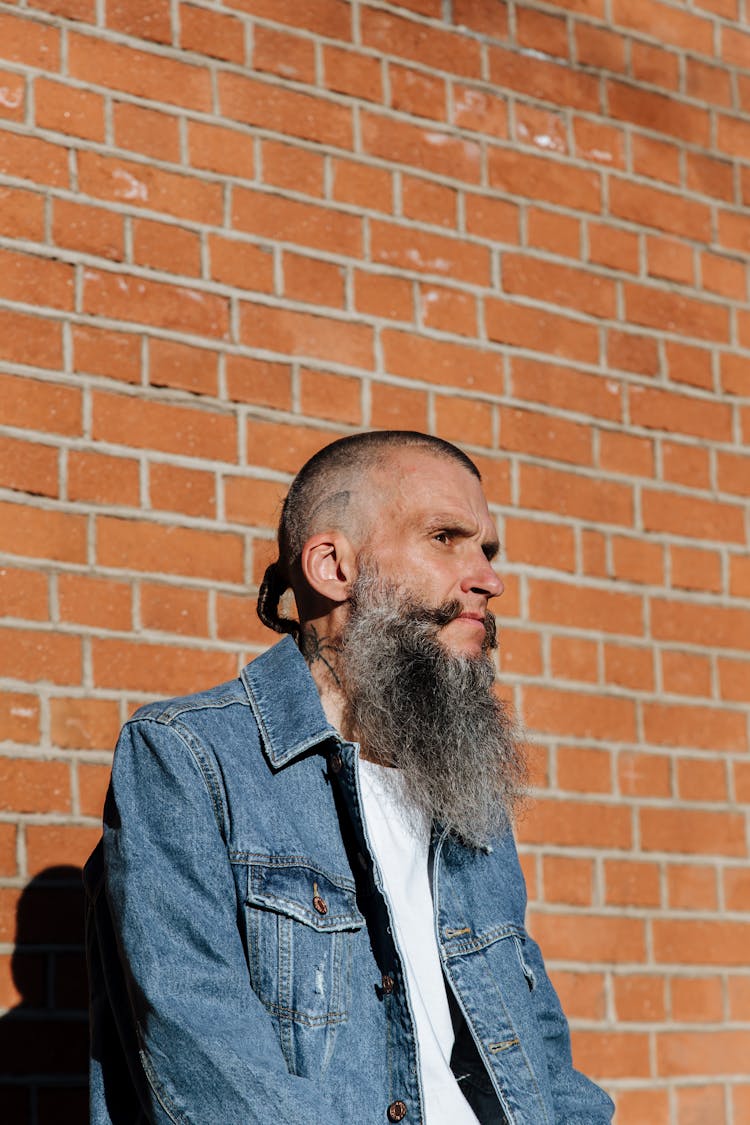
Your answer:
[358,759,480,1125]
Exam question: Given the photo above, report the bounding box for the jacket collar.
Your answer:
[240,635,341,768]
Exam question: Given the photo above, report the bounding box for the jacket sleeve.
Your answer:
[93,716,345,1125]
[522,930,615,1124]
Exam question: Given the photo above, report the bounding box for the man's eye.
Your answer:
[433,531,450,544]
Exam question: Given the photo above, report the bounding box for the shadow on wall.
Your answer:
[0,866,89,1124]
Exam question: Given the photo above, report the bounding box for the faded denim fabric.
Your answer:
[85,635,615,1125]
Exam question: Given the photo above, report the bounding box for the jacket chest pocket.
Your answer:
[244,863,364,1029]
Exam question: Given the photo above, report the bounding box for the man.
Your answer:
[85,430,614,1124]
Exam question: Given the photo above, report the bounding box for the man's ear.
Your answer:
[299,531,357,605]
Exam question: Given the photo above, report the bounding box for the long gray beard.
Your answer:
[339,570,527,849]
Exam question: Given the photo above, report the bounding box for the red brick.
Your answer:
[83,271,228,339]
[106,0,170,40]
[72,325,141,384]
[600,432,655,478]
[0,824,16,877]
[68,32,211,110]
[717,450,750,498]
[0,130,68,189]
[261,141,324,198]
[488,46,599,113]
[375,222,491,286]
[0,501,87,564]
[362,111,480,183]
[221,0,351,41]
[516,7,568,58]
[502,255,615,319]
[646,235,694,285]
[641,808,746,857]
[615,1089,669,1124]
[662,441,711,489]
[582,529,607,579]
[678,758,728,803]
[522,685,637,742]
[389,64,446,121]
[611,537,665,589]
[0,562,48,623]
[504,517,576,572]
[0,12,60,69]
[487,301,599,364]
[0,693,40,744]
[497,628,543,677]
[613,975,665,1024]
[718,658,750,703]
[147,339,218,398]
[97,516,244,583]
[658,1030,750,1077]
[382,330,502,394]
[610,179,711,243]
[644,702,746,753]
[253,23,315,83]
[207,235,275,295]
[232,190,360,257]
[573,118,626,170]
[701,251,746,300]
[140,583,209,637]
[219,72,352,148]
[664,341,714,391]
[670,545,722,594]
[687,151,734,202]
[512,359,623,421]
[451,0,509,37]
[149,463,216,519]
[574,21,625,72]
[551,970,606,1022]
[77,151,223,225]
[464,194,519,244]
[452,85,508,139]
[0,758,70,814]
[331,158,393,211]
[651,598,750,651]
[223,476,287,529]
[361,7,481,79]
[245,420,344,474]
[604,644,655,691]
[403,177,457,230]
[67,450,140,507]
[605,862,661,908]
[666,864,718,911]
[0,626,82,685]
[672,976,724,1022]
[0,69,25,122]
[0,435,58,499]
[180,3,245,62]
[588,222,639,273]
[643,490,744,544]
[729,555,750,599]
[529,579,642,635]
[618,751,672,798]
[607,80,710,147]
[299,369,362,425]
[434,396,493,449]
[188,121,254,180]
[322,45,382,102]
[225,356,292,411]
[52,199,124,262]
[239,304,373,369]
[26,824,101,877]
[661,650,713,698]
[354,271,413,322]
[0,185,45,242]
[542,855,593,905]
[419,284,475,336]
[526,208,581,258]
[113,102,182,163]
[216,592,275,645]
[0,248,73,311]
[489,148,601,212]
[79,762,112,818]
[92,638,236,695]
[50,697,121,751]
[58,574,132,630]
[556,745,611,791]
[514,103,568,155]
[132,219,202,279]
[548,636,600,685]
[528,911,645,963]
[284,254,346,309]
[717,113,750,160]
[34,77,105,141]
[370,382,429,431]
[92,392,236,461]
[520,464,632,525]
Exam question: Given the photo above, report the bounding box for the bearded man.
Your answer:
[85,431,614,1125]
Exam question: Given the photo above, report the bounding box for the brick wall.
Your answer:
[0,0,748,1121]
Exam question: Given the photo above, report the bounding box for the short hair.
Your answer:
[256,430,481,637]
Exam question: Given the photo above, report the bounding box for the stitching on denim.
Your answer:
[488,1037,520,1053]
[138,1046,189,1125]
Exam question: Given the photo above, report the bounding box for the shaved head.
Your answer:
[257,431,480,638]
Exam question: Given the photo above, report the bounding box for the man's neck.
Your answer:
[298,621,348,735]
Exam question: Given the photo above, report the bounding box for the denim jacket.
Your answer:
[85,636,614,1125]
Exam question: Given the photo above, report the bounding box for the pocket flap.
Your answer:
[247,863,364,932]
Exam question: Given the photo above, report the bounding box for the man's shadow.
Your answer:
[0,866,88,1124]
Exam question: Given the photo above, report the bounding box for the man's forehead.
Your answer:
[363,448,491,522]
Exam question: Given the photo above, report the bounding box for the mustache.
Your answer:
[408,598,498,651]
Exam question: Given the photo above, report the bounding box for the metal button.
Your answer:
[313,895,328,915]
[387,1101,407,1122]
[381,973,394,994]
[330,752,343,773]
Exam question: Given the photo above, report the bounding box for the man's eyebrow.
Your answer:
[424,514,501,558]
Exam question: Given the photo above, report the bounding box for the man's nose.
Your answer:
[461,554,505,599]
